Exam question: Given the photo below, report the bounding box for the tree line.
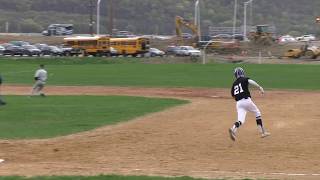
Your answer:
[0,0,319,36]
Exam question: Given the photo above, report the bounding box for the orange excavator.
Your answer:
[175,16,199,46]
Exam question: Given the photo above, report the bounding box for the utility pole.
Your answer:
[97,0,101,35]
[232,0,238,41]
[89,0,95,36]
[249,1,253,27]
[243,0,253,41]
[195,0,201,42]
[108,0,114,36]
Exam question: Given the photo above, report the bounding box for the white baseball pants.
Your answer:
[236,97,261,124]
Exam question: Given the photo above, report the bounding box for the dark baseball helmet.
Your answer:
[234,67,245,78]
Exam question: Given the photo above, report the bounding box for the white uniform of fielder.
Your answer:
[31,64,47,96]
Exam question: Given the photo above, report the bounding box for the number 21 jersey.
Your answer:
[231,77,251,101]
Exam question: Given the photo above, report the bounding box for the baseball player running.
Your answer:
[31,64,47,97]
[229,67,270,141]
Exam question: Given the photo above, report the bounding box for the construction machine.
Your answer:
[283,43,320,59]
[175,16,199,46]
[248,25,274,45]
[174,16,240,54]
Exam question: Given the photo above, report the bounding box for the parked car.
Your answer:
[109,47,118,56]
[232,34,244,41]
[61,47,74,56]
[166,46,180,56]
[147,48,165,57]
[34,43,50,55]
[182,33,193,39]
[211,34,233,41]
[296,34,316,41]
[48,46,64,56]
[115,31,135,38]
[0,45,5,55]
[176,46,201,57]
[278,35,297,43]
[0,43,13,48]
[42,24,73,36]
[3,45,24,56]
[58,45,81,56]
[9,41,30,46]
[22,45,41,56]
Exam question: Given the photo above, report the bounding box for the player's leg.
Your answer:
[248,100,270,137]
[229,101,247,141]
[232,106,247,132]
[37,83,45,97]
[31,83,39,95]
[31,81,41,96]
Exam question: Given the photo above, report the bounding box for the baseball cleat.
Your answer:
[229,128,236,141]
[261,132,271,138]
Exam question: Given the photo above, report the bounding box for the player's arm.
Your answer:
[248,79,264,94]
[230,85,236,99]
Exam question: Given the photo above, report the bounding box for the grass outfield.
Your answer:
[0,58,319,90]
[0,95,187,139]
[0,175,238,180]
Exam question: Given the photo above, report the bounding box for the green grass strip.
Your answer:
[0,58,319,90]
[0,96,188,139]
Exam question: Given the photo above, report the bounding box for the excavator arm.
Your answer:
[175,16,199,45]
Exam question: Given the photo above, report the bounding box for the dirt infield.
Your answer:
[0,85,319,180]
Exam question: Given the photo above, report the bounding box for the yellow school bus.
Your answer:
[110,37,150,56]
[63,36,110,56]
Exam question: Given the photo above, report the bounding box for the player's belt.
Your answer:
[239,97,249,101]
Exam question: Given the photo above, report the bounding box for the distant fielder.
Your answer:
[229,67,270,141]
[31,64,47,97]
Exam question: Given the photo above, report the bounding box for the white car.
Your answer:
[176,46,201,57]
[110,47,118,56]
[296,34,316,41]
[278,35,296,43]
[147,48,165,57]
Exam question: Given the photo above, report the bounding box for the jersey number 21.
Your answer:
[234,83,244,95]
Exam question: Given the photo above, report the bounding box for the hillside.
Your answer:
[0,0,319,36]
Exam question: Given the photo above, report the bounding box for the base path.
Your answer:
[0,85,319,180]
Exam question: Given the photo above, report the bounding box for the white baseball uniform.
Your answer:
[31,67,47,96]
